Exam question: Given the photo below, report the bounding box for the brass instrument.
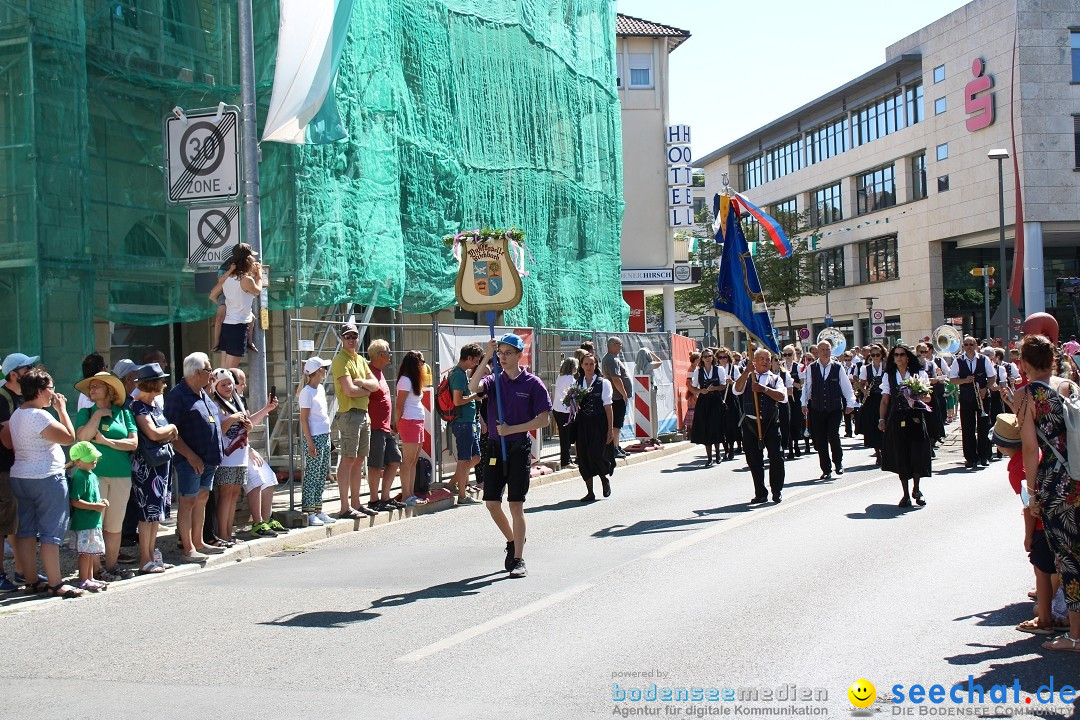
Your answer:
[933,324,962,355]
[816,327,847,356]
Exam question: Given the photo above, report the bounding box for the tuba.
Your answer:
[816,327,846,356]
[933,324,962,355]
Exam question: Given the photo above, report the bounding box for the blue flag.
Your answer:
[713,194,780,354]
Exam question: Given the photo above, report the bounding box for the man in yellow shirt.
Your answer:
[331,323,379,518]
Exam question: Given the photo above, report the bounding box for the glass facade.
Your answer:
[810,183,843,227]
[911,154,927,201]
[739,154,767,191]
[806,117,848,165]
[853,82,922,148]
[856,164,896,215]
[813,247,845,291]
[1072,31,1080,83]
[858,235,899,283]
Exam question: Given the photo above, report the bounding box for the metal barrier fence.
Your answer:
[275,318,686,510]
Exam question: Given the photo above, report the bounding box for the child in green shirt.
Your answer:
[69,441,109,592]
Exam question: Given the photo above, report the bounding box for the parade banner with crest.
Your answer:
[449,228,525,312]
[447,227,527,465]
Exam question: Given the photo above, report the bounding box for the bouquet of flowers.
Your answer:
[899,376,933,411]
[563,384,590,423]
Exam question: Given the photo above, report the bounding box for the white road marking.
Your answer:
[396,582,594,662]
[396,460,893,662]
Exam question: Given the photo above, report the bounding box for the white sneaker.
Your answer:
[308,514,324,526]
[316,512,334,524]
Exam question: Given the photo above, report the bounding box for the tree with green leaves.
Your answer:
[753,209,816,346]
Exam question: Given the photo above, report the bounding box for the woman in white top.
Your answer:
[210,243,262,370]
[689,349,728,466]
[574,354,615,502]
[299,357,334,525]
[551,357,579,468]
[1,369,79,597]
[878,344,933,508]
[395,351,429,506]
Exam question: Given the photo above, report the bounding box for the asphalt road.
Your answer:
[2,432,1078,720]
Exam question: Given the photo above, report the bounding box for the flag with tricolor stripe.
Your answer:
[262,0,356,144]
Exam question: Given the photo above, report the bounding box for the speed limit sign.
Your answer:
[164,106,240,204]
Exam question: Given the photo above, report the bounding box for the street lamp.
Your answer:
[862,296,878,345]
[988,148,1010,345]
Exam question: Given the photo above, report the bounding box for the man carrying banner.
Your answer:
[733,348,788,504]
[801,339,857,480]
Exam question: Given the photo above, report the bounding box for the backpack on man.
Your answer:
[436,367,463,423]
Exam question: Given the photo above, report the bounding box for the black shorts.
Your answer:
[482,437,531,503]
[1029,529,1056,575]
[218,322,249,359]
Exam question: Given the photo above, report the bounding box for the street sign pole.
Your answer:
[238,0,268,419]
[983,268,991,341]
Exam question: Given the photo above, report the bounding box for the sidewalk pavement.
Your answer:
[0,438,692,608]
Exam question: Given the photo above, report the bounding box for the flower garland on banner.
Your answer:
[444,227,530,277]
[898,376,932,412]
[562,384,590,423]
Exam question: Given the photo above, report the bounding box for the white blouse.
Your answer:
[880,370,930,396]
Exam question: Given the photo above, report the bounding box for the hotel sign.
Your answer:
[622,268,673,284]
[666,125,694,228]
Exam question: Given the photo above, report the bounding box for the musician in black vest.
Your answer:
[920,344,948,446]
[801,339,857,480]
[947,336,998,469]
[733,349,787,504]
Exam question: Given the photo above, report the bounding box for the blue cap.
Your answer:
[497,333,525,352]
[2,353,39,377]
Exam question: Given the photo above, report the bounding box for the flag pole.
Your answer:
[747,337,763,442]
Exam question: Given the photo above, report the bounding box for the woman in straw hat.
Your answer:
[74,370,137,580]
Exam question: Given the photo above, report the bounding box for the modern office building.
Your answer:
[698,0,1080,349]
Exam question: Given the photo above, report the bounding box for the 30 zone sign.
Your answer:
[164,106,241,204]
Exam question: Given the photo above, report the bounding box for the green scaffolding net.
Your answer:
[0,0,626,377]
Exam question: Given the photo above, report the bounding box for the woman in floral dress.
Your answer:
[1018,334,1080,653]
[879,343,932,507]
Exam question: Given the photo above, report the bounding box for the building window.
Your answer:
[769,197,798,234]
[813,247,845,292]
[692,196,706,216]
[911,153,927,201]
[810,182,843,227]
[739,154,767,191]
[936,143,948,161]
[858,235,899,283]
[806,117,849,165]
[938,175,950,192]
[628,53,653,88]
[1074,115,1080,169]
[1072,31,1080,83]
[905,81,924,126]
[856,164,896,215]
[853,88,904,146]
[764,136,803,182]
[934,97,947,115]
[933,65,945,83]
[616,52,622,88]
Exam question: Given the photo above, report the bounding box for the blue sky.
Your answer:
[615,0,972,159]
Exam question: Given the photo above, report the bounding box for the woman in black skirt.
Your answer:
[574,354,616,502]
[690,348,728,466]
[878,343,933,507]
[857,344,887,464]
[715,348,740,460]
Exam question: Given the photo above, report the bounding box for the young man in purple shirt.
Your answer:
[468,333,551,578]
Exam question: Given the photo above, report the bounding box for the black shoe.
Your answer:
[704,459,714,468]
[898,497,912,508]
[793,450,801,457]
[353,505,378,517]
[979,458,989,467]
[749,496,768,505]
[368,500,387,511]
[835,466,844,475]
[965,461,977,469]
[504,541,515,571]
[601,478,611,498]
[819,472,831,481]
[786,452,795,461]
[508,558,527,578]
[772,493,782,503]
[913,490,926,506]
[579,494,596,503]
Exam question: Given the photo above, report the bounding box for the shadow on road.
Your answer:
[845,503,920,520]
[259,572,508,628]
[942,635,1080,716]
[592,517,717,538]
[526,499,596,514]
[659,460,709,474]
[954,601,1033,628]
[693,501,759,517]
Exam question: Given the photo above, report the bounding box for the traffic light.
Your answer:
[970,266,996,277]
